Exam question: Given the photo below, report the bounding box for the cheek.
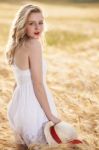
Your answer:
[40,25,44,32]
[26,26,34,34]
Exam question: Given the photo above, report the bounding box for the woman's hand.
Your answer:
[49,114,61,125]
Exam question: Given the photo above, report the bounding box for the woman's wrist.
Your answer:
[47,113,53,120]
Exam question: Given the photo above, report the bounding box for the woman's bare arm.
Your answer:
[28,39,53,120]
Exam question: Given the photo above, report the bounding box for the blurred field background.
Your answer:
[0,0,99,149]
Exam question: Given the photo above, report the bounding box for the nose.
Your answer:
[35,23,39,30]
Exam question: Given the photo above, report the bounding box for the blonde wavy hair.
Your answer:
[5,4,45,65]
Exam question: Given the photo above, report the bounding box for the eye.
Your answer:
[29,22,34,25]
[28,21,36,25]
[39,22,44,25]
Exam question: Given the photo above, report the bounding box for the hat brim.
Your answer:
[44,121,58,145]
[44,121,83,146]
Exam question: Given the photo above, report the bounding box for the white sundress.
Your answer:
[7,58,58,147]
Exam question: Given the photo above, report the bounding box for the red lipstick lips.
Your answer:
[34,32,40,35]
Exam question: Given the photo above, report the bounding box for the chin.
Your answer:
[34,36,40,39]
[28,36,39,39]
[34,35,41,39]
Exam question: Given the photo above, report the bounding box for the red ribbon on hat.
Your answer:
[50,125,82,144]
[50,125,62,143]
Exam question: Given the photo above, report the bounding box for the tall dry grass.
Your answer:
[0,1,99,150]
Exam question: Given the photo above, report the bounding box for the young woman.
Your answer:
[6,4,61,150]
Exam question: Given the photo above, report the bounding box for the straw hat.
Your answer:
[44,121,82,145]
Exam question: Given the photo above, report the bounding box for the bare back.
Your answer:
[14,43,29,70]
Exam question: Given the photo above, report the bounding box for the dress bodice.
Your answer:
[12,59,47,86]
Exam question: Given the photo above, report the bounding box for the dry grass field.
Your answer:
[0,0,99,150]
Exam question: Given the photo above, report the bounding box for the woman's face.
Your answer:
[25,12,44,39]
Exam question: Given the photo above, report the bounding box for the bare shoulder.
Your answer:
[26,39,42,55]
